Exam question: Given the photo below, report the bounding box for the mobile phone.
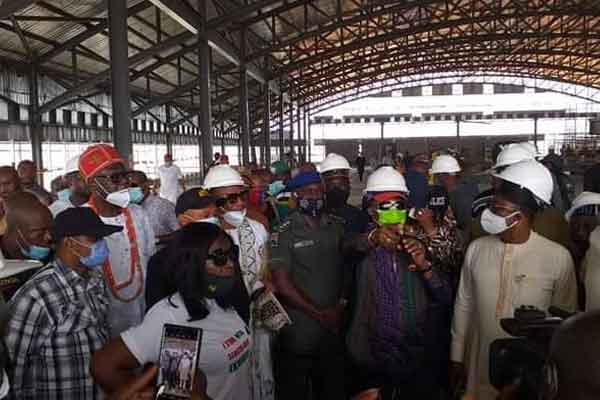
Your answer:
[156,324,203,400]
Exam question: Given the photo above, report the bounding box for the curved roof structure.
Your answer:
[0,0,599,138]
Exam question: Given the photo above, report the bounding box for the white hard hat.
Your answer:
[319,153,351,173]
[493,160,553,204]
[203,165,245,190]
[430,154,461,175]
[494,143,536,169]
[364,166,409,194]
[565,191,600,221]
[64,155,80,175]
[517,142,538,158]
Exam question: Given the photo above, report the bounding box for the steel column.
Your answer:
[198,0,213,177]
[278,93,284,159]
[303,106,308,163]
[307,106,312,162]
[297,106,302,162]
[378,121,384,162]
[240,28,250,166]
[108,0,133,163]
[455,117,461,152]
[533,116,538,151]
[165,105,173,155]
[29,64,43,186]
[288,101,294,158]
[263,84,271,166]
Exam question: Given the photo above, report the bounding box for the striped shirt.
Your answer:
[4,261,109,399]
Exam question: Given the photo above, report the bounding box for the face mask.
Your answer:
[17,228,51,261]
[105,188,131,208]
[57,188,71,202]
[481,208,520,235]
[128,187,145,204]
[268,180,286,196]
[206,275,236,299]
[325,187,349,209]
[223,209,247,228]
[76,239,110,268]
[298,197,324,217]
[377,208,407,225]
[165,161,173,167]
[0,370,9,399]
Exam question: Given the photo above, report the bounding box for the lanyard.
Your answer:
[89,199,143,302]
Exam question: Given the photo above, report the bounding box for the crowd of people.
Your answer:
[0,141,596,400]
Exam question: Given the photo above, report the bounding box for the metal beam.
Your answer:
[39,30,193,114]
[0,0,38,19]
[132,77,201,117]
[278,93,284,158]
[29,64,43,185]
[148,0,285,97]
[240,28,250,166]
[109,0,133,163]
[197,0,213,178]
[37,1,151,64]
[263,82,271,166]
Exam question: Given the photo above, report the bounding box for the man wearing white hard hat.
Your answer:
[203,164,273,400]
[430,154,478,233]
[320,153,369,234]
[469,144,571,250]
[565,192,600,310]
[347,166,452,398]
[450,160,577,400]
[48,155,90,217]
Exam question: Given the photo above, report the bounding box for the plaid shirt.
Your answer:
[4,261,109,400]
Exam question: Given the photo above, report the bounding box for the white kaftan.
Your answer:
[582,226,600,311]
[97,204,156,337]
[451,231,577,400]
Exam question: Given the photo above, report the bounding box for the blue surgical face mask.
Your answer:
[57,188,71,202]
[76,239,109,268]
[268,180,286,196]
[17,229,51,261]
[128,187,145,204]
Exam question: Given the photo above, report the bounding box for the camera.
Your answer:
[489,306,574,398]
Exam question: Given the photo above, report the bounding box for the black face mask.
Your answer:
[326,187,350,209]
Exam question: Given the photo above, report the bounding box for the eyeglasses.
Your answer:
[378,199,407,210]
[216,190,248,207]
[94,171,129,184]
[207,247,236,266]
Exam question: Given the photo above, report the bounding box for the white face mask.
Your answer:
[223,209,246,228]
[105,188,131,208]
[481,208,520,235]
[0,370,9,399]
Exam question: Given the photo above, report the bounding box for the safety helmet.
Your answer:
[493,160,553,204]
[430,154,461,175]
[565,191,600,221]
[203,165,246,190]
[364,166,409,193]
[65,155,80,175]
[517,142,538,158]
[319,153,351,174]
[494,143,535,169]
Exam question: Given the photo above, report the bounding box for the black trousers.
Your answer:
[275,337,346,400]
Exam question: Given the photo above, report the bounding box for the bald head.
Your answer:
[550,310,600,400]
[0,166,21,200]
[17,160,36,187]
[2,192,53,259]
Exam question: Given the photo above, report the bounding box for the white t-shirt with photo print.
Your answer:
[121,293,252,400]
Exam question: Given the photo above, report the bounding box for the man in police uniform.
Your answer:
[271,170,346,400]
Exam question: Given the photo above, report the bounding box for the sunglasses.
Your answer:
[94,171,129,184]
[378,199,407,210]
[207,247,237,267]
[216,190,248,207]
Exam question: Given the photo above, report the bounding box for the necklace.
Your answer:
[89,199,143,302]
